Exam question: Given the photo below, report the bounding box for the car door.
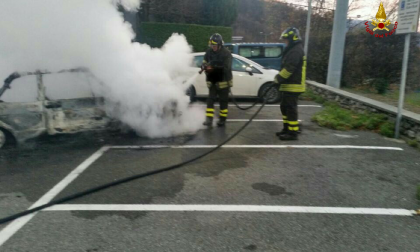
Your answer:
[192,55,208,96]
[193,54,260,97]
[0,74,46,143]
[42,72,110,134]
[231,57,260,96]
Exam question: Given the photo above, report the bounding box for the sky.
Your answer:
[280,0,419,31]
[281,0,404,20]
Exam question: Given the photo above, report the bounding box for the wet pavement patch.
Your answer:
[244,244,257,250]
[251,183,294,196]
[185,150,249,178]
[72,211,147,221]
[376,176,394,184]
[86,248,99,252]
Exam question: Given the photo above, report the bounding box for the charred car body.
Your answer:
[0,69,111,148]
[0,69,184,148]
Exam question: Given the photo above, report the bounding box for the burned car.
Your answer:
[0,69,187,148]
[0,69,111,148]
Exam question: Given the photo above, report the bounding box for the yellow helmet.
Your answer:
[209,33,224,47]
[280,27,302,42]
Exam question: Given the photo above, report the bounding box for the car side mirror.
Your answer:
[245,67,253,76]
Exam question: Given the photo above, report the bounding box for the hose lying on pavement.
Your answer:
[0,84,276,225]
[229,83,279,111]
[229,89,262,111]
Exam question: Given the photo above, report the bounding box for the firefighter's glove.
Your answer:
[201,63,208,71]
[200,63,210,74]
[274,74,281,84]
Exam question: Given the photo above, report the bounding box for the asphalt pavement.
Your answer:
[0,100,419,252]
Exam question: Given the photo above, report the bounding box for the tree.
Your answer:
[201,0,238,27]
[139,0,238,27]
[232,0,266,41]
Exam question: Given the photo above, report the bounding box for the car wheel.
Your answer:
[259,83,280,104]
[186,85,196,103]
[0,129,6,149]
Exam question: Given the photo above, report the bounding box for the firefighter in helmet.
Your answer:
[274,27,306,140]
[201,33,233,127]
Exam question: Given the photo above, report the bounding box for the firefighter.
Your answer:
[274,27,306,140]
[201,33,233,127]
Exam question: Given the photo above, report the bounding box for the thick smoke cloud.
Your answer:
[0,0,204,138]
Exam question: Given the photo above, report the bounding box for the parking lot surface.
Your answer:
[1,101,419,252]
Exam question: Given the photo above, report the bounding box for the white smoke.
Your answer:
[112,0,142,11]
[0,0,204,138]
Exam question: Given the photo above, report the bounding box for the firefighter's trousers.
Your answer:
[280,92,301,132]
[205,83,229,119]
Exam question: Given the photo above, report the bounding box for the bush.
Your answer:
[372,78,389,94]
[137,22,232,52]
[417,185,420,201]
[305,88,398,138]
[379,122,395,138]
[312,102,394,135]
[312,102,354,130]
[300,89,326,104]
[408,139,419,148]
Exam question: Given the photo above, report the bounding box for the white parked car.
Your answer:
[188,52,280,103]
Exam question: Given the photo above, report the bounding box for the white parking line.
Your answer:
[194,104,322,108]
[110,145,403,151]
[0,146,109,247]
[45,204,416,216]
[228,104,321,107]
[227,119,303,122]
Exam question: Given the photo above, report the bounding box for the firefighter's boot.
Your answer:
[276,129,288,137]
[203,117,213,126]
[276,123,289,137]
[279,131,298,141]
[297,123,303,134]
[217,117,226,127]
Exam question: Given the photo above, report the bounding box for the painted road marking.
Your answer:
[110,145,403,151]
[0,146,109,247]
[227,119,303,122]
[334,134,359,139]
[194,104,322,108]
[229,104,321,107]
[45,204,416,216]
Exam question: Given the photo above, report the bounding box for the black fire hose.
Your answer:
[0,84,274,225]
[229,88,262,111]
[229,83,279,111]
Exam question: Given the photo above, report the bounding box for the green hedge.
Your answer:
[137,22,232,52]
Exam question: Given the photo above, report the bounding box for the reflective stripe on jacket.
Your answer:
[275,42,306,93]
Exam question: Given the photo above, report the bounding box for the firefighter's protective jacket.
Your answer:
[203,47,233,89]
[275,41,306,93]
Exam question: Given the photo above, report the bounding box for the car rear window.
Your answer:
[193,56,204,68]
[238,46,262,58]
[239,46,282,58]
[225,45,233,53]
[264,47,282,58]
